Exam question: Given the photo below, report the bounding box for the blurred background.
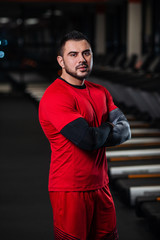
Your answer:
[0,0,160,240]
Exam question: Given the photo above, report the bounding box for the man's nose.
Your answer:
[79,53,87,62]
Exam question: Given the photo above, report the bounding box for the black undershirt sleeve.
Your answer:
[60,118,112,151]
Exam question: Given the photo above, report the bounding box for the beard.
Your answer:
[64,63,92,81]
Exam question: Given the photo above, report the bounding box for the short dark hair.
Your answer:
[57,30,91,56]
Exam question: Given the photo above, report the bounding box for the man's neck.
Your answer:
[61,73,85,86]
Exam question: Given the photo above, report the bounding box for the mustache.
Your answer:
[76,63,88,69]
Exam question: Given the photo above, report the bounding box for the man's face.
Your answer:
[58,39,93,81]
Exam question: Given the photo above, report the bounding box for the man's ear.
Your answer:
[57,56,65,68]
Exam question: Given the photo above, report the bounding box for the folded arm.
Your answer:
[61,108,131,151]
[104,108,131,147]
[61,118,112,151]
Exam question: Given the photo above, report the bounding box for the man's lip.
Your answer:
[77,66,88,69]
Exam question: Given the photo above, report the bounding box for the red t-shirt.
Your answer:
[39,78,117,191]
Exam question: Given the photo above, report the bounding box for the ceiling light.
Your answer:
[43,9,52,18]
[0,40,8,46]
[0,51,5,58]
[53,10,63,17]
[24,18,39,25]
[16,18,23,25]
[0,17,10,24]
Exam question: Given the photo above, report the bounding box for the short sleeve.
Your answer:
[39,91,83,132]
[105,89,117,112]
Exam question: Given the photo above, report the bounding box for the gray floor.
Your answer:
[112,187,159,240]
[0,96,53,240]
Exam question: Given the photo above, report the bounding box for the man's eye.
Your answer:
[70,53,77,57]
[84,51,91,56]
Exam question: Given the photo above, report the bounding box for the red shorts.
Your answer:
[49,184,118,240]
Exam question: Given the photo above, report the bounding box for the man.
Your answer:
[39,30,131,240]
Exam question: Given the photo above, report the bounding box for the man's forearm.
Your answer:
[104,120,131,147]
[104,108,131,147]
[61,118,112,151]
